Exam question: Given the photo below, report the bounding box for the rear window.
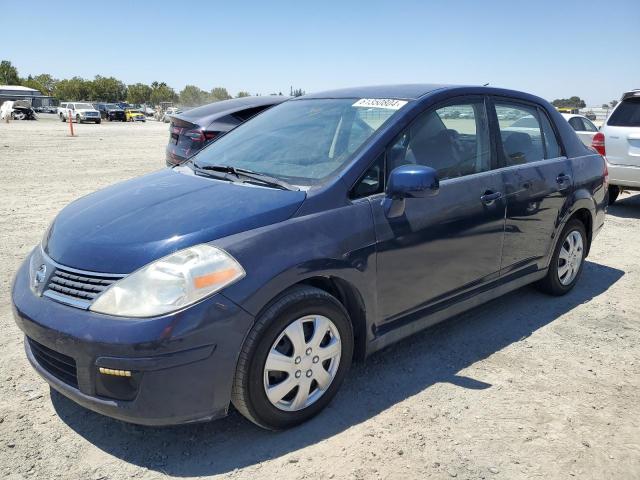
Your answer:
[233,106,269,122]
[607,98,640,127]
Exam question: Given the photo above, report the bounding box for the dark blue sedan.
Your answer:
[12,84,607,430]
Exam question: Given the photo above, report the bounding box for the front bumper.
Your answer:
[12,256,254,426]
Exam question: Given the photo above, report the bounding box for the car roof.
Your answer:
[302,84,453,100]
[176,96,290,124]
[622,90,640,100]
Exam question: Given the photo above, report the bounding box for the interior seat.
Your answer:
[502,131,533,164]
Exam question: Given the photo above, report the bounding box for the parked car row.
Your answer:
[56,102,151,123]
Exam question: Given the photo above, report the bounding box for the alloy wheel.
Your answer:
[263,315,341,412]
[558,230,584,285]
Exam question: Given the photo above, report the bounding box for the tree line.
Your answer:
[551,96,618,110]
[0,60,303,107]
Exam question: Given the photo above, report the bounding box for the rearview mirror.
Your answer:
[383,165,439,218]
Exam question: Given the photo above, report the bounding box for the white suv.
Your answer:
[595,90,640,203]
[58,102,102,124]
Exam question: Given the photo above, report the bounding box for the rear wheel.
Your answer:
[232,286,353,430]
[536,219,587,295]
[76,115,82,124]
[60,114,65,122]
[608,185,620,205]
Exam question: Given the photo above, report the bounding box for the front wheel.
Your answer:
[76,115,82,124]
[536,219,587,295]
[608,185,620,205]
[232,286,353,430]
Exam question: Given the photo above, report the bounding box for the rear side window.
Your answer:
[233,106,270,122]
[539,112,562,159]
[607,98,640,127]
[495,103,545,165]
[568,117,585,131]
[582,117,598,132]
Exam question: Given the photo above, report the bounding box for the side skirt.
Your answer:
[366,268,547,355]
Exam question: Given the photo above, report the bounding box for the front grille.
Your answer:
[44,267,123,308]
[28,337,78,388]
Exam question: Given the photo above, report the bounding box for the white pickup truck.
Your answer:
[593,90,640,204]
[57,102,101,124]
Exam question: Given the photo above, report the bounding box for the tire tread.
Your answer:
[536,219,587,296]
[231,285,351,429]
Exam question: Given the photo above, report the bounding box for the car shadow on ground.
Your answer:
[608,193,640,219]
[51,260,623,477]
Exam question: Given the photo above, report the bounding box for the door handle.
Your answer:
[481,191,503,205]
[556,173,572,189]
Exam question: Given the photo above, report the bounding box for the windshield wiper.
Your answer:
[193,164,299,191]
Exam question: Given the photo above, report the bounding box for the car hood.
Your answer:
[43,169,306,273]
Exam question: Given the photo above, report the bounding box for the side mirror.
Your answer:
[383,165,439,218]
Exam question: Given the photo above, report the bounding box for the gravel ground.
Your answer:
[0,115,639,479]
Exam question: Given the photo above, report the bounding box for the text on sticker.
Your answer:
[352,99,408,110]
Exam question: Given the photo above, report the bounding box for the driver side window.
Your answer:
[387,99,491,181]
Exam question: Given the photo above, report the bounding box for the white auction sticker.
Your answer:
[352,98,408,110]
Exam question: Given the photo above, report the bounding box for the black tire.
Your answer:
[608,185,620,205]
[76,115,81,124]
[232,286,353,430]
[536,219,587,296]
[60,114,65,122]
[95,119,101,124]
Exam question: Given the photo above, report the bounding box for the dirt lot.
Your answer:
[0,115,639,480]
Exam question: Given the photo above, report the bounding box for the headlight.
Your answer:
[90,244,245,318]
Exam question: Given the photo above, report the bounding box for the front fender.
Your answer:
[212,202,378,324]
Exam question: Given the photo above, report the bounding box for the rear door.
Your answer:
[492,98,573,275]
[604,97,640,167]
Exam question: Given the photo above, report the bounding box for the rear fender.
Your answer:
[545,190,596,268]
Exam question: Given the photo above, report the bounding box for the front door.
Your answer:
[370,97,506,326]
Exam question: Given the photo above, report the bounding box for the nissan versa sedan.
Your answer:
[12,85,607,430]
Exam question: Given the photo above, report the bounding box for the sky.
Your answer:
[3,0,639,105]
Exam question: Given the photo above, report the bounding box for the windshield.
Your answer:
[75,103,94,110]
[191,98,403,185]
[106,104,119,109]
